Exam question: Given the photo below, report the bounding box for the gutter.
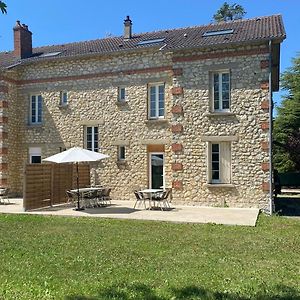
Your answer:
[268,39,273,215]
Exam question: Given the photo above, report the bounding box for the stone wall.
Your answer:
[3,44,271,208]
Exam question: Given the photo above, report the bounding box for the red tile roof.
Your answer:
[0,15,285,69]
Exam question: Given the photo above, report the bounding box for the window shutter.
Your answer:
[220,142,231,183]
[207,142,212,183]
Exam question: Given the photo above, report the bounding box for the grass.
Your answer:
[0,214,299,300]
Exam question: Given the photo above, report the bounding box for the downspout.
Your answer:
[268,39,273,215]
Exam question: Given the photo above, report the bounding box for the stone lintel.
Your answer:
[200,135,239,142]
[140,139,170,145]
[79,119,105,126]
[111,140,130,146]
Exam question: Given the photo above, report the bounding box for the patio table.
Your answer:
[70,187,104,208]
[139,189,163,210]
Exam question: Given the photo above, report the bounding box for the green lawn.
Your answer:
[0,214,299,300]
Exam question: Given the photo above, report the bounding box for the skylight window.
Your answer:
[202,29,234,37]
[137,38,165,46]
[40,51,62,57]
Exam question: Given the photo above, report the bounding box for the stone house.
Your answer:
[0,15,285,209]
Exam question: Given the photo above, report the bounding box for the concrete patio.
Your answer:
[0,198,259,226]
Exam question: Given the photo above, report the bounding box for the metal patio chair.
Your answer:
[0,188,9,205]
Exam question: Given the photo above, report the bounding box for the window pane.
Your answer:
[87,127,92,134]
[37,96,42,123]
[119,88,126,101]
[222,101,230,109]
[212,171,220,180]
[31,156,41,164]
[150,86,156,95]
[150,109,156,118]
[119,146,125,160]
[222,73,229,82]
[31,96,36,123]
[212,144,219,152]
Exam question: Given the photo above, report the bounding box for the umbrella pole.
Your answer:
[75,162,84,211]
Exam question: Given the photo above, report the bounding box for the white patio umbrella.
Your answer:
[43,147,109,210]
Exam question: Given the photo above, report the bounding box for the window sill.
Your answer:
[205,183,235,188]
[204,112,235,117]
[59,104,68,109]
[145,119,169,125]
[115,101,128,106]
[27,123,43,128]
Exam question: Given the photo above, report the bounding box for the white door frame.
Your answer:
[148,152,165,189]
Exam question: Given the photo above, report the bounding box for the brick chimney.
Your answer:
[124,16,132,40]
[13,20,32,59]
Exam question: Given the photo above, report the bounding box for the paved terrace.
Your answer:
[0,199,259,226]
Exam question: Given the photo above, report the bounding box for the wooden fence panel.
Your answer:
[24,164,52,210]
[23,163,90,211]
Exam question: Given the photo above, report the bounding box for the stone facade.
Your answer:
[1,43,274,209]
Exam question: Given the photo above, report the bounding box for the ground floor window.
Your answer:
[85,126,98,152]
[208,142,231,183]
[29,147,41,164]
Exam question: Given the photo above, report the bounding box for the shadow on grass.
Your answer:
[65,283,300,300]
[274,195,300,216]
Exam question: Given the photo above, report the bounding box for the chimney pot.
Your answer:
[124,15,132,39]
[13,20,32,59]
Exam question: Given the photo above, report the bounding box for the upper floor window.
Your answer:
[212,71,230,112]
[60,91,68,106]
[149,83,165,119]
[30,95,42,124]
[118,146,126,161]
[118,87,126,102]
[85,126,98,152]
[208,142,231,184]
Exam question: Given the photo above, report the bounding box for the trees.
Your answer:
[0,1,7,14]
[273,54,300,172]
[213,2,246,22]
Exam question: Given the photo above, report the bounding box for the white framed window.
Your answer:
[148,83,165,119]
[212,71,230,111]
[118,146,126,160]
[60,91,68,106]
[29,147,41,164]
[30,95,42,124]
[118,87,126,102]
[207,142,231,183]
[85,126,99,152]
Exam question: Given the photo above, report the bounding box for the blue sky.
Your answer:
[0,0,299,107]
